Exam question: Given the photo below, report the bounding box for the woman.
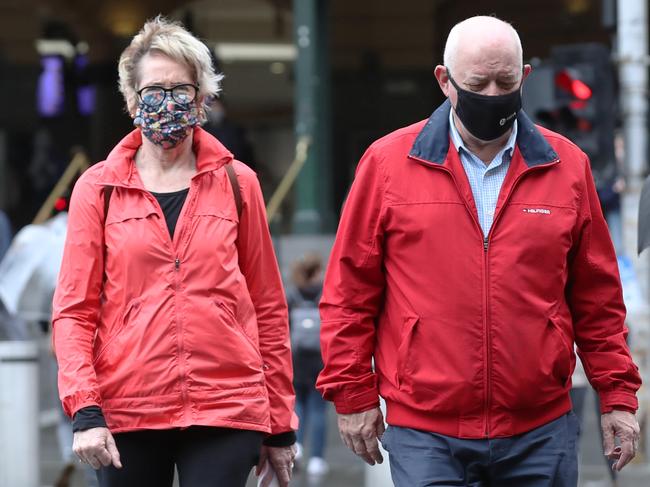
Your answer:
[287,253,329,476]
[52,17,297,487]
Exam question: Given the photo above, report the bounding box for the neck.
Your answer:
[137,131,196,172]
[452,112,511,165]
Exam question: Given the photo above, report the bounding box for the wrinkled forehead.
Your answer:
[453,33,522,79]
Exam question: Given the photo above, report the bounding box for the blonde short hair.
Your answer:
[118,16,223,122]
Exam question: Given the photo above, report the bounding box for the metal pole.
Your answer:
[0,341,40,487]
[292,0,333,233]
[617,0,650,464]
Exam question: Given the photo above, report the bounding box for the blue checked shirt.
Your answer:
[448,111,518,237]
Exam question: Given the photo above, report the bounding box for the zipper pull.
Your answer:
[483,237,489,251]
[175,258,180,270]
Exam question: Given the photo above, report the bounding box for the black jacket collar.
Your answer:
[409,99,559,167]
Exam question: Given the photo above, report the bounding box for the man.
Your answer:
[202,97,257,172]
[316,16,641,486]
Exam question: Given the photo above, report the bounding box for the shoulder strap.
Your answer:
[103,185,114,223]
[225,163,242,218]
[102,186,114,283]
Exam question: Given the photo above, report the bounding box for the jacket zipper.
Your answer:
[483,235,490,436]
[174,256,189,418]
[409,155,492,434]
[145,184,196,422]
[409,154,559,437]
[481,158,559,436]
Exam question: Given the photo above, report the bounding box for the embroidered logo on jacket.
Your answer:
[522,208,551,215]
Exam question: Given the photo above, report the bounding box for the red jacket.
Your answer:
[53,127,298,435]
[317,101,641,438]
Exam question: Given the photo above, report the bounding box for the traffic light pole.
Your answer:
[617,0,650,464]
[292,0,334,234]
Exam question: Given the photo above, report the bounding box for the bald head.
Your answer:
[444,16,523,79]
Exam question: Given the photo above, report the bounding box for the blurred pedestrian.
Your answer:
[317,15,641,487]
[52,16,297,487]
[570,358,619,487]
[203,96,257,172]
[287,252,329,476]
[594,163,624,255]
[0,209,11,261]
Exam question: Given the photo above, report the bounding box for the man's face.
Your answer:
[436,38,531,108]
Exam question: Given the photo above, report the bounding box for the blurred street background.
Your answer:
[1,0,650,486]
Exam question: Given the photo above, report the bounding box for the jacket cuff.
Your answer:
[73,406,107,432]
[62,389,103,419]
[600,405,637,414]
[263,431,296,447]
[598,389,638,414]
[333,388,380,415]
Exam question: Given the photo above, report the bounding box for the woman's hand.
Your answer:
[255,444,296,487]
[73,427,122,470]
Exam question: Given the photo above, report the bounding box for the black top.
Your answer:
[150,187,190,239]
[72,185,296,445]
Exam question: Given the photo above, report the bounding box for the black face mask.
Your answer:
[447,69,522,141]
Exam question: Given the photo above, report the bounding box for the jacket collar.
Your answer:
[96,126,234,187]
[409,99,559,168]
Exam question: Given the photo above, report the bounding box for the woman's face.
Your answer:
[133,52,201,149]
[136,52,195,104]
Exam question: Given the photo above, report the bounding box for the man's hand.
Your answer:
[601,410,640,471]
[337,407,385,465]
[73,427,122,470]
[255,444,296,487]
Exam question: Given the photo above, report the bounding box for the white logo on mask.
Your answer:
[499,112,517,126]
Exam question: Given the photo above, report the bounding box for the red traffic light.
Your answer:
[54,197,68,211]
[555,70,593,100]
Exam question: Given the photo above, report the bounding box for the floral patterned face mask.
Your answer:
[133,97,200,149]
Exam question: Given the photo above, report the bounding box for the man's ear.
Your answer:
[434,65,450,97]
[522,64,533,81]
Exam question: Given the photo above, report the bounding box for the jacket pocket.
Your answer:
[494,314,574,411]
[214,300,263,365]
[547,315,573,387]
[93,298,140,364]
[395,316,419,389]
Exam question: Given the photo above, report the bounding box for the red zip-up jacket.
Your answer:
[316,101,641,438]
[53,127,298,435]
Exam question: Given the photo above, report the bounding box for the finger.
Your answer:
[73,446,85,464]
[257,463,272,487]
[363,436,384,464]
[615,440,635,471]
[339,430,353,451]
[255,447,268,476]
[601,424,615,456]
[606,446,622,460]
[75,447,93,467]
[105,434,122,469]
[351,435,375,465]
[376,419,386,439]
[86,454,102,470]
[275,464,291,487]
[95,446,113,467]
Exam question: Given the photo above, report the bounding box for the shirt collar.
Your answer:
[448,109,518,162]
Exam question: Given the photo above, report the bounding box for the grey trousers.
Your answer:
[380,412,579,487]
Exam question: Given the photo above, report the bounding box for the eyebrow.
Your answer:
[465,74,518,83]
[142,80,194,87]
